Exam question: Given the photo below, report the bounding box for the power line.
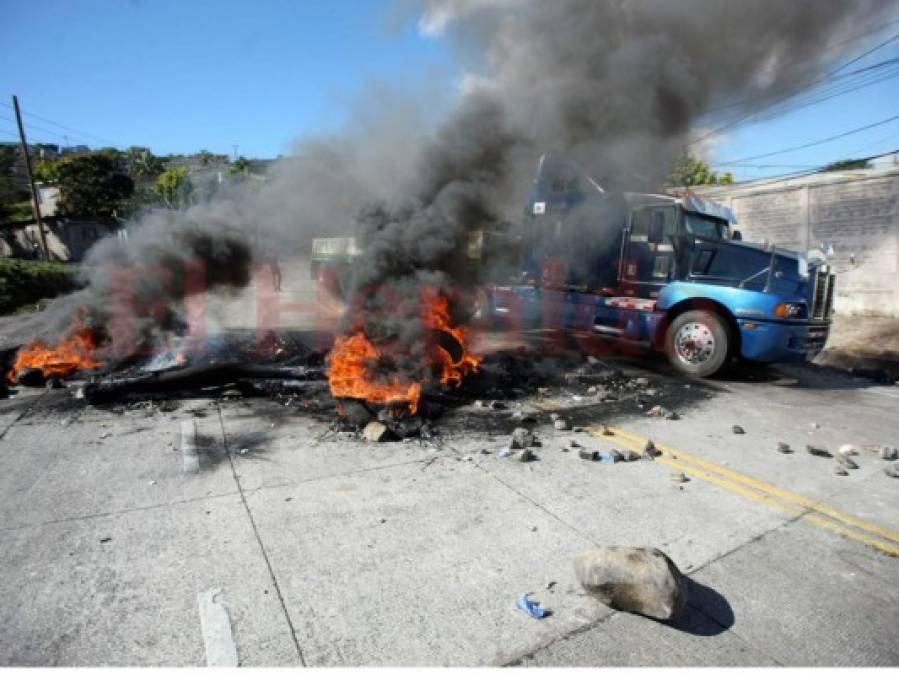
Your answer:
[827,31,899,76]
[0,100,121,147]
[699,63,899,139]
[715,114,899,165]
[846,129,899,155]
[704,18,899,115]
[689,31,899,147]
[733,66,899,127]
[713,147,899,187]
[706,56,899,115]
[0,114,96,145]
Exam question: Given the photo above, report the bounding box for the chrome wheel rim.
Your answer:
[674,322,715,365]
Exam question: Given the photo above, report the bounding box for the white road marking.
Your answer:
[181,419,200,473]
[198,588,239,667]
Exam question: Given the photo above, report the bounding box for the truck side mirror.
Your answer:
[732,229,742,241]
[647,214,665,244]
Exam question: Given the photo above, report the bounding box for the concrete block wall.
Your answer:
[690,170,899,318]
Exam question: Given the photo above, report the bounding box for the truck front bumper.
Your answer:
[738,318,830,362]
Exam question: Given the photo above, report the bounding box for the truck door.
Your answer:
[621,205,679,297]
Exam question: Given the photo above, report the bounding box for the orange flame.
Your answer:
[328,333,423,413]
[7,326,102,383]
[420,290,480,387]
[327,289,480,413]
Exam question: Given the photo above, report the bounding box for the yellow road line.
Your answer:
[607,426,899,545]
[530,398,899,555]
[533,399,561,410]
[588,427,899,557]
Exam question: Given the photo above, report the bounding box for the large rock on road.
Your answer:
[574,546,688,621]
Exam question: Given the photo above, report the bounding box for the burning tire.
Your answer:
[664,310,730,378]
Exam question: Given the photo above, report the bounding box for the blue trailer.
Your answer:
[488,157,835,377]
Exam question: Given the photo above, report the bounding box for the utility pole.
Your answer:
[232,144,238,161]
[12,95,49,259]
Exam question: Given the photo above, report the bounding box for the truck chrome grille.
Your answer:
[810,268,834,320]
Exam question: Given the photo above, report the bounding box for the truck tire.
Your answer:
[664,309,731,378]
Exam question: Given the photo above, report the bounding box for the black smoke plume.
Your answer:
[337,0,896,387]
[17,0,897,379]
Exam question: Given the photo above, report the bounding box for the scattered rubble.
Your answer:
[807,445,833,458]
[553,418,571,431]
[574,546,688,621]
[517,448,537,462]
[647,405,669,418]
[516,593,549,619]
[643,440,661,459]
[878,445,898,461]
[838,444,860,457]
[511,427,536,449]
[732,425,745,435]
[835,453,858,470]
[362,421,390,443]
[602,449,623,464]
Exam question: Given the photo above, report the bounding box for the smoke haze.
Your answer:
[24,0,898,377]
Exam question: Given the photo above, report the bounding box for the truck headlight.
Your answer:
[773,302,805,318]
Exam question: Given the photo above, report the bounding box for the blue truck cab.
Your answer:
[490,156,835,377]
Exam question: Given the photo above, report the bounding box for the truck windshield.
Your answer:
[684,213,729,240]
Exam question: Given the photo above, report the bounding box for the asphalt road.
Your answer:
[0,350,897,666]
[1,259,897,666]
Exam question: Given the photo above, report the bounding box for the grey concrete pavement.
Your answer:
[1,345,897,665]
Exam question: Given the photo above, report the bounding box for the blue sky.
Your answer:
[1,0,898,181]
[0,0,454,158]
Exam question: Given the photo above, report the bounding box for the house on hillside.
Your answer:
[1,217,119,262]
[0,142,61,187]
[1,189,120,263]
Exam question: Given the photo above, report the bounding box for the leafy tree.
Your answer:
[666,154,734,187]
[0,146,17,176]
[196,149,215,165]
[126,146,163,180]
[55,153,134,219]
[96,146,124,163]
[154,166,192,208]
[823,158,871,172]
[229,155,251,175]
[0,176,29,223]
[0,147,30,223]
[33,157,61,182]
